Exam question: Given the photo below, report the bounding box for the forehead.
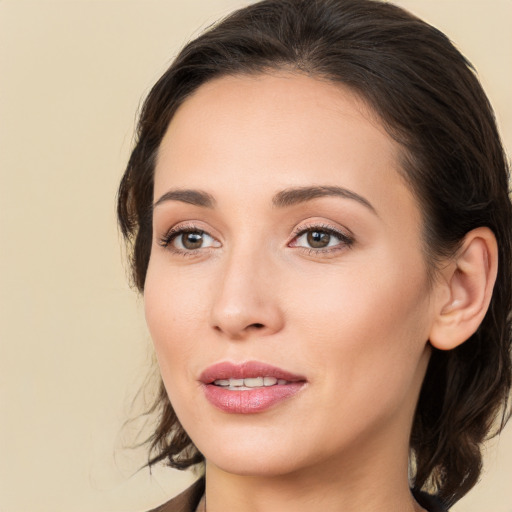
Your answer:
[154,72,418,224]
[158,72,394,174]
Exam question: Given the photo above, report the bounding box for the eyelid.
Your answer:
[291,220,353,239]
[288,221,355,252]
[158,221,221,251]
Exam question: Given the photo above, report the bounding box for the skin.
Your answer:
[144,72,441,512]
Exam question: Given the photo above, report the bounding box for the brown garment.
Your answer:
[148,477,448,512]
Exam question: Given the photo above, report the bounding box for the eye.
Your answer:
[298,230,334,249]
[160,227,221,252]
[175,230,212,250]
[290,225,353,252]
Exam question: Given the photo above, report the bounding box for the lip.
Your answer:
[199,361,306,414]
[199,361,305,383]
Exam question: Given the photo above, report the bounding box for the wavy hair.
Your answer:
[117,0,512,506]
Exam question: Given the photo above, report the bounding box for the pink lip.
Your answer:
[199,361,306,414]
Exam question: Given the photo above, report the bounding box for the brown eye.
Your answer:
[292,226,353,252]
[307,230,331,248]
[167,229,221,252]
[180,231,204,249]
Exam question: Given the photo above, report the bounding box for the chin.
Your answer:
[207,453,303,478]
[194,431,310,478]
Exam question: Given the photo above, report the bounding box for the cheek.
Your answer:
[292,250,429,335]
[144,267,210,427]
[288,252,432,393]
[144,261,205,378]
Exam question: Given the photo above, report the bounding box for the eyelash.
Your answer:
[158,223,215,256]
[290,223,354,255]
[158,222,354,256]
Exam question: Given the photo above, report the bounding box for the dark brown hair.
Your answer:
[117,0,512,507]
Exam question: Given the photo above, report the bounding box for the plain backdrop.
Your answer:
[1,1,511,511]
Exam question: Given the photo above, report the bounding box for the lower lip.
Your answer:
[203,383,305,413]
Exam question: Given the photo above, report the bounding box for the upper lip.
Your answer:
[199,361,306,384]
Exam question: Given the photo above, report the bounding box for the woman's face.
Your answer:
[145,73,437,477]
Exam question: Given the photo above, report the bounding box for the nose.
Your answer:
[209,246,285,340]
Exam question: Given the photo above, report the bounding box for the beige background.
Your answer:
[1,1,511,511]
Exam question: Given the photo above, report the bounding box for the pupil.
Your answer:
[183,231,203,249]
[307,230,330,248]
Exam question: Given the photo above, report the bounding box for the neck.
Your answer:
[203,434,425,512]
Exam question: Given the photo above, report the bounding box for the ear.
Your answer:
[429,227,498,351]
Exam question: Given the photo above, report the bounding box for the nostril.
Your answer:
[251,323,265,329]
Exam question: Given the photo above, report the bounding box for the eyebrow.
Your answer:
[153,185,376,214]
[153,189,216,209]
[272,185,377,214]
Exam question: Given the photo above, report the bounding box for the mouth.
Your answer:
[212,376,291,390]
[199,361,306,414]
[200,360,305,385]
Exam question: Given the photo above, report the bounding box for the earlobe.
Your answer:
[429,227,498,351]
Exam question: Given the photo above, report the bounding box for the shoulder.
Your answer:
[147,478,205,512]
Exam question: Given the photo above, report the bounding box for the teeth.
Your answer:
[244,377,263,387]
[213,376,287,388]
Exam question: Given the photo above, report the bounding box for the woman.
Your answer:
[117,0,512,511]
